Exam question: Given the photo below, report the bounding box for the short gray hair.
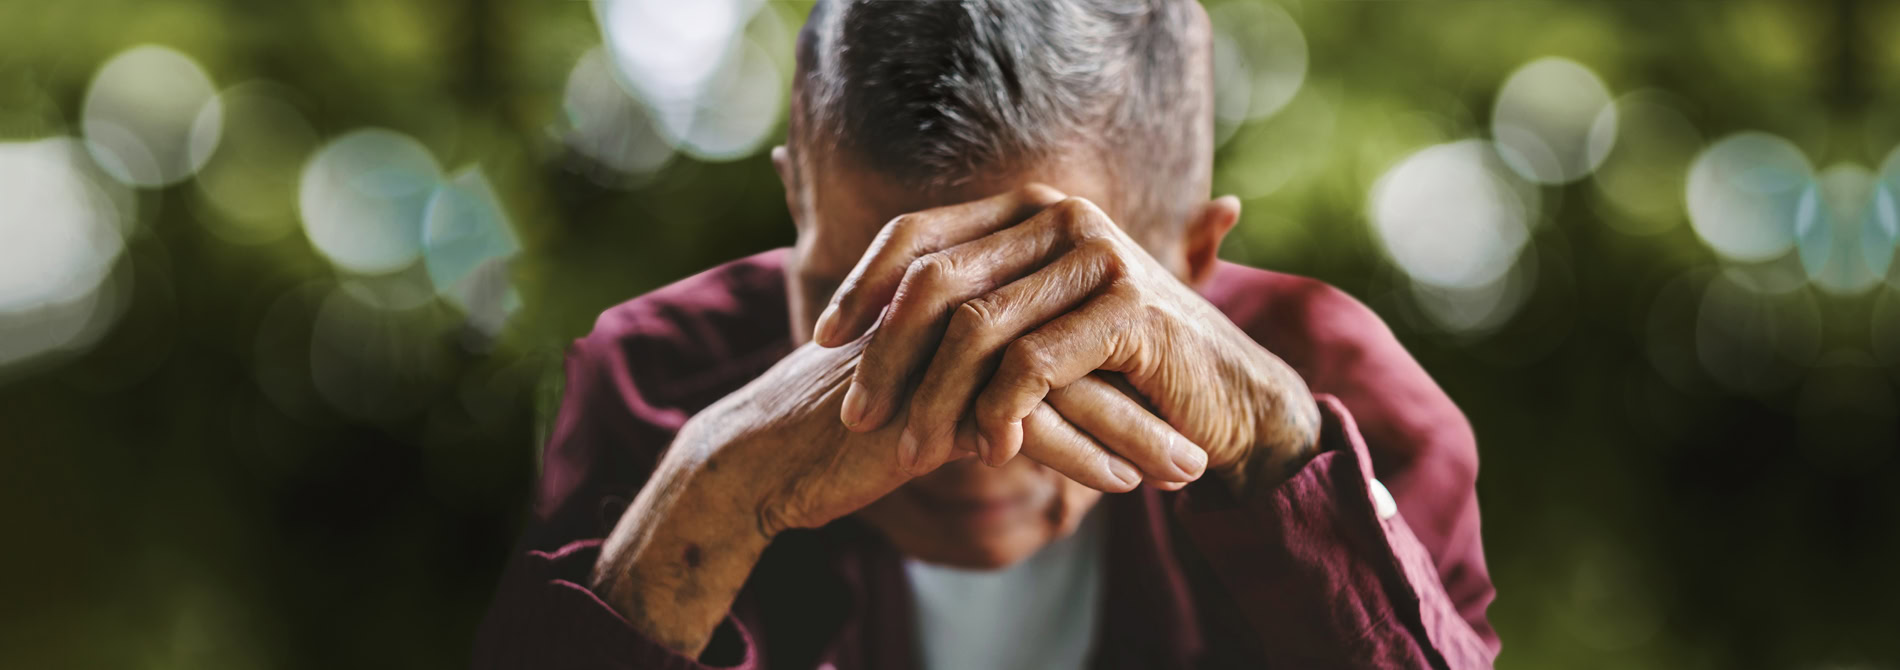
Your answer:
[792,0,1212,231]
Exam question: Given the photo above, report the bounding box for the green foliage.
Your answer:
[0,1,1895,668]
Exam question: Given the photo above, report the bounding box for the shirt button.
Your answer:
[1368,478,1398,521]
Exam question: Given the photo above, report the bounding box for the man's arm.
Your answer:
[1172,394,1497,669]
[588,418,773,657]
[472,328,766,670]
[1208,268,1498,652]
[475,268,1189,667]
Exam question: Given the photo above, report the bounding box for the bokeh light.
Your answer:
[1213,87,1336,200]
[1369,139,1539,290]
[424,167,521,338]
[82,45,221,188]
[1210,1,1308,143]
[1588,91,1702,236]
[1794,164,1890,295]
[1872,145,1900,286]
[1686,132,1813,263]
[593,0,783,160]
[1727,248,1817,296]
[297,128,443,275]
[1491,57,1618,185]
[190,82,319,245]
[597,0,751,106]
[1408,249,1538,336]
[560,47,675,183]
[670,35,784,161]
[0,137,133,369]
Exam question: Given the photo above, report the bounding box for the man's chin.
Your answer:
[864,507,1054,571]
[899,531,1045,571]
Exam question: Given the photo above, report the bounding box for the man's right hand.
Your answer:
[587,339,912,658]
[589,337,1193,657]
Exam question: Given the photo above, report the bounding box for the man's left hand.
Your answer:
[811,186,1322,493]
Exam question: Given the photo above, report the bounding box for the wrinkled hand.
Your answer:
[812,185,1321,492]
[701,338,1184,538]
[593,336,1171,656]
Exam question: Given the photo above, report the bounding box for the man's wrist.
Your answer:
[590,430,773,657]
[1225,354,1323,496]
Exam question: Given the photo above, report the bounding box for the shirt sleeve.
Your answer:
[1171,394,1498,670]
[473,540,761,670]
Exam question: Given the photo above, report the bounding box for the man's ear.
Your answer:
[1183,195,1241,287]
[772,145,805,230]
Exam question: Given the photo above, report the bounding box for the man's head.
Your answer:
[772,0,1239,569]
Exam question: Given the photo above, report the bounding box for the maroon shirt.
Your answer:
[475,249,1499,669]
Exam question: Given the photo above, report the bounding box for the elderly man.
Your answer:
[476,0,1497,668]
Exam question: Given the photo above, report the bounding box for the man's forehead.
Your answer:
[800,150,1122,276]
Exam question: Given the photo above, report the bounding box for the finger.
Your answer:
[903,245,1122,468]
[1020,401,1142,493]
[844,250,1020,437]
[1044,374,1205,482]
[845,197,1124,434]
[907,416,982,473]
[814,184,1067,347]
[976,290,1144,460]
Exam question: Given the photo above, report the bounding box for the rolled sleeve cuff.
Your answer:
[1171,394,1494,669]
[473,540,759,670]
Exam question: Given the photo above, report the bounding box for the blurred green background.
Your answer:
[3,0,1899,668]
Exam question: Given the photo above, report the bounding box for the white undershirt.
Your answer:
[899,478,1397,670]
[903,506,1107,670]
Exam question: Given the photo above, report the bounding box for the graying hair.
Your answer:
[792,0,1212,231]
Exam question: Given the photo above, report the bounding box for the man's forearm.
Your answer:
[590,426,771,657]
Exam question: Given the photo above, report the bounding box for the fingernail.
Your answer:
[841,382,869,428]
[1108,460,1141,489]
[976,433,992,466]
[898,428,919,472]
[1174,446,1207,479]
[812,303,841,344]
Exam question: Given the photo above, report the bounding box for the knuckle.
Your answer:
[1020,182,1066,206]
[949,296,1006,339]
[1054,197,1110,235]
[908,252,959,290]
[1076,235,1123,267]
[893,253,958,314]
[1002,337,1054,382]
[885,212,926,242]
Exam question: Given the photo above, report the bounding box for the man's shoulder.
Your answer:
[1201,261,1408,391]
[571,248,794,412]
[1203,261,1391,346]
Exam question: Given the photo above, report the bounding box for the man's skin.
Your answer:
[589,130,1327,656]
